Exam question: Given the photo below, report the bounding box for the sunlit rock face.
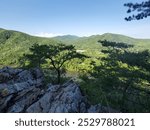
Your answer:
[0,67,116,113]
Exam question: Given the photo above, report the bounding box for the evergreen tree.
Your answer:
[124,0,150,21]
[23,44,48,68]
[46,44,87,84]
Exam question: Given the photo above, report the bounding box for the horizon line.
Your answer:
[1,27,150,40]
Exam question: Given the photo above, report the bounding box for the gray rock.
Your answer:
[0,95,13,111]
[26,80,87,113]
[31,68,44,79]
[0,67,118,113]
[0,67,44,112]
[8,87,41,113]
[0,66,22,75]
[15,70,33,82]
[0,72,11,82]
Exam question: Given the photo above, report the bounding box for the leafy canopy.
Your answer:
[124,0,150,21]
[46,44,87,84]
[22,43,87,84]
[22,44,48,68]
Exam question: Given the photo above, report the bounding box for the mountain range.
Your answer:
[0,28,150,66]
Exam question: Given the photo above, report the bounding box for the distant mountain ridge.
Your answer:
[0,28,150,42]
[52,35,80,44]
[53,33,150,49]
[53,35,80,40]
[1,28,150,66]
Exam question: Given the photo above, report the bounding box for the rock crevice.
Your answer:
[0,67,117,113]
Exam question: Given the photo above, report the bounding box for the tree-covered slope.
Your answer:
[1,28,150,112]
[0,28,59,66]
[71,33,150,50]
[1,28,150,67]
[52,35,80,44]
[52,33,150,50]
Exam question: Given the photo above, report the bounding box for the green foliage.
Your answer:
[81,40,150,112]
[99,40,134,49]
[124,0,150,21]
[46,44,87,84]
[0,28,59,67]
[21,44,48,68]
[1,28,150,112]
[118,50,150,71]
[1,28,150,67]
[53,35,80,44]
[21,43,87,84]
[0,30,12,44]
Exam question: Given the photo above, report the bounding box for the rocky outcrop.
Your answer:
[26,81,87,113]
[0,67,44,112]
[0,67,117,113]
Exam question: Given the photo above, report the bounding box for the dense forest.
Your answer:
[1,28,150,112]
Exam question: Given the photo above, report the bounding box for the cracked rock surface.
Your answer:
[0,67,117,113]
[26,80,87,113]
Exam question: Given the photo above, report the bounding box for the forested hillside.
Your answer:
[1,28,150,112]
[0,28,60,66]
[1,28,150,67]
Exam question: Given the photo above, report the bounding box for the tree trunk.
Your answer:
[57,69,61,84]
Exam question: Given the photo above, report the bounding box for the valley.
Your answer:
[1,28,150,112]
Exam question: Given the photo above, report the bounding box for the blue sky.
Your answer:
[0,0,149,38]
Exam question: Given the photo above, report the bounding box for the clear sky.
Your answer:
[0,0,149,38]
